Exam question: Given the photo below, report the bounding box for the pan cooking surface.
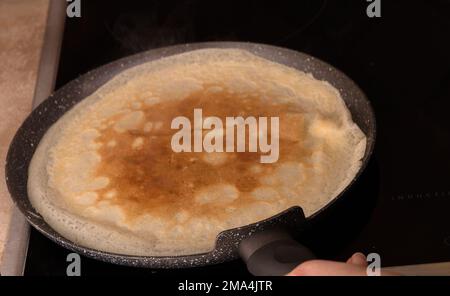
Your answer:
[7,42,375,268]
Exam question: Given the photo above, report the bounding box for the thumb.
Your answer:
[287,259,369,276]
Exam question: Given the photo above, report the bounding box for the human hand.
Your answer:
[287,252,397,276]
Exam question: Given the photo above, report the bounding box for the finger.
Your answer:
[287,259,368,276]
[346,252,367,267]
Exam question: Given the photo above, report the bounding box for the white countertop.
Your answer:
[0,0,50,275]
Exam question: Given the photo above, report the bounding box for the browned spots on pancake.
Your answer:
[94,86,311,221]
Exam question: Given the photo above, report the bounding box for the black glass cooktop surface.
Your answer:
[24,0,450,275]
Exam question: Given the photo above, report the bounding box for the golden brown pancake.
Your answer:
[28,49,366,256]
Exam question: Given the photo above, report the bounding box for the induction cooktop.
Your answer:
[24,0,450,275]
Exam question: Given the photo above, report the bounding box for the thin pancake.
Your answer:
[28,49,366,256]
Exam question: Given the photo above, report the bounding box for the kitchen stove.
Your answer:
[24,0,450,275]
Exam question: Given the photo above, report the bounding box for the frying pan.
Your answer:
[5,42,376,275]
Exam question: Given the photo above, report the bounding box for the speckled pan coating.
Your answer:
[5,42,376,268]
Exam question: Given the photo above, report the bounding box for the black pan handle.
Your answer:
[239,228,315,276]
